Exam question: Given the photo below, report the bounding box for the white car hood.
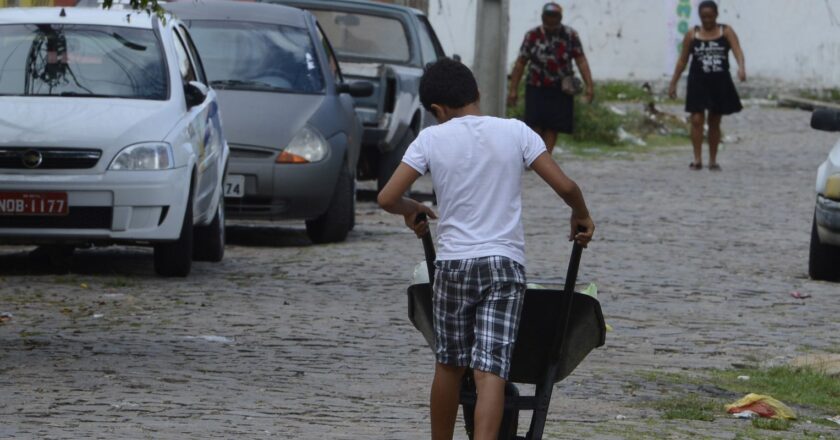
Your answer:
[0,97,179,151]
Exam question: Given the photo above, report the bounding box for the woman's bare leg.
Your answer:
[707,113,722,167]
[690,112,705,167]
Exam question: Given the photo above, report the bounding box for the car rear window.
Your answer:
[186,20,324,94]
[309,10,410,64]
[0,24,168,100]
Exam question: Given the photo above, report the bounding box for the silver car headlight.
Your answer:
[109,142,174,171]
[276,125,328,164]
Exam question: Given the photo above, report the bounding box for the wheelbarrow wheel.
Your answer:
[462,381,520,440]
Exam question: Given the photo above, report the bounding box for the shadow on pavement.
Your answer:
[225,225,312,247]
[0,246,155,277]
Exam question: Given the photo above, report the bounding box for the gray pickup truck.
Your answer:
[263,0,448,189]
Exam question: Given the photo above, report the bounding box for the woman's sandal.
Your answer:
[708,164,722,171]
[689,162,702,170]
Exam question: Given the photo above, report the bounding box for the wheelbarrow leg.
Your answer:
[524,384,553,440]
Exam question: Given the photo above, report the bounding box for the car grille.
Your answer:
[0,148,102,169]
[229,145,275,159]
[0,207,113,229]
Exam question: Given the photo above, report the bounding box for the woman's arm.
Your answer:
[507,56,528,107]
[574,54,595,104]
[725,26,747,81]
[668,32,694,99]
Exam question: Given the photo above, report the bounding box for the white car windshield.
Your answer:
[0,24,168,100]
[186,20,324,94]
[310,10,410,64]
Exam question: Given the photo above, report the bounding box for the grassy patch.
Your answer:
[598,81,653,102]
[507,80,689,151]
[655,395,719,421]
[798,88,840,103]
[714,366,840,414]
[751,418,792,431]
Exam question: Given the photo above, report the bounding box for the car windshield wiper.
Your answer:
[111,32,147,51]
[210,79,284,91]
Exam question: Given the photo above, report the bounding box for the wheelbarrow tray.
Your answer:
[407,283,606,385]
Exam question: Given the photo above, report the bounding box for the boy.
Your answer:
[377,58,593,440]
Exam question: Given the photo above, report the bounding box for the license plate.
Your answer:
[224,174,245,198]
[0,192,68,216]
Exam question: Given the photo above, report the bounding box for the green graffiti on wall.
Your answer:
[676,0,692,52]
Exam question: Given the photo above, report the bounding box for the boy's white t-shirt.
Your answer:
[401,115,546,267]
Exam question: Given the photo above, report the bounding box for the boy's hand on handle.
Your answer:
[404,203,437,238]
[569,215,594,247]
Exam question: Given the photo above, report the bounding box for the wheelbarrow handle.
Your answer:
[548,226,586,367]
[416,212,436,281]
[563,234,585,295]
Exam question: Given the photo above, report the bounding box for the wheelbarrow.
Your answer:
[406,216,606,440]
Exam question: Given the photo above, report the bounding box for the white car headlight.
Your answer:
[277,126,328,164]
[110,142,174,171]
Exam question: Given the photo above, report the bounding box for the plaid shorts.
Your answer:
[433,256,526,380]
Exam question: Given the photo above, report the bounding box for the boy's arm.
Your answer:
[529,152,594,246]
[377,163,438,237]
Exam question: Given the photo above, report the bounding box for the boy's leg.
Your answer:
[431,363,467,440]
[471,256,526,440]
[432,258,479,440]
[472,369,506,440]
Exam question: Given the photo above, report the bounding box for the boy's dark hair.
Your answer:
[419,58,479,112]
[698,0,717,13]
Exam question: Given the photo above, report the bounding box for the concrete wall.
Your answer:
[428,0,840,88]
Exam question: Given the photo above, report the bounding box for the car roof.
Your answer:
[165,1,309,28]
[264,0,422,16]
[0,7,158,29]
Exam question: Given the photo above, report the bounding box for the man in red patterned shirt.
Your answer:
[507,2,595,154]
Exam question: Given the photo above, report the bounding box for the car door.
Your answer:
[173,25,220,222]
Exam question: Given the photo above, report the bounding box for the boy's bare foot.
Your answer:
[689,162,702,170]
[708,163,722,171]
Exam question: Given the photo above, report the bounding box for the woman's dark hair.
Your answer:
[419,58,479,112]
[698,0,718,14]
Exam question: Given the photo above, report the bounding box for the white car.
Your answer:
[810,108,840,281]
[0,7,229,277]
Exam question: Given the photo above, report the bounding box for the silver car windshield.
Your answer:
[310,11,410,64]
[187,20,324,94]
[0,24,168,100]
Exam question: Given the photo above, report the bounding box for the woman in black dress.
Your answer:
[668,0,745,171]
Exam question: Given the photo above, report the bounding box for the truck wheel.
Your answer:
[154,189,194,277]
[809,214,840,281]
[377,128,416,191]
[306,163,354,244]
[193,193,225,262]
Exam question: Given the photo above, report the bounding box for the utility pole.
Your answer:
[473,0,510,117]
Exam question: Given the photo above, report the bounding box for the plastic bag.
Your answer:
[725,393,796,420]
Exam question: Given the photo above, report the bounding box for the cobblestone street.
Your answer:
[2,105,839,439]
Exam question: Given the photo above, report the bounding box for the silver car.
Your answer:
[167,1,372,244]
[0,7,229,277]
